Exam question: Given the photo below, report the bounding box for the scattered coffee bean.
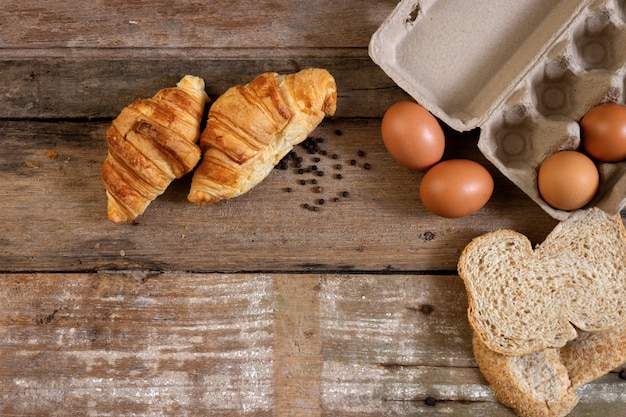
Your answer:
[285,187,292,193]
[317,171,324,177]
[332,153,339,159]
[358,150,366,157]
[311,165,318,171]
[350,159,357,166]
[318,199,325,205]
[314,157,321,162]
[363,163,371,170]
[336,174,343,180]
[300,180,306,185]
[334,129,343,136]
[342,191,350,198]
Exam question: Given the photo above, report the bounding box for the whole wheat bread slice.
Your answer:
[458,208,626,356]
[560,322,626,388]
[473,333,578,417]
[474,323,626,417]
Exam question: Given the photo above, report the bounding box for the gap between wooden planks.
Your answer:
[0,272,479,416]
[1,273,625,416]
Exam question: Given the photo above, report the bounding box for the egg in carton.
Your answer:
[369,0,626,220]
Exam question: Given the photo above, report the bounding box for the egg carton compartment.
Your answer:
[479,92,581,219]
[370,0,626,220]
[529,40,623,121]
[480,0,626,220]
[572,0,626,72]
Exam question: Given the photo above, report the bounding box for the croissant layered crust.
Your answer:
[188,68,337,205]
[102,75,209,223]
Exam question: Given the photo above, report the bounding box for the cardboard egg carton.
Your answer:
[369,0,626,220]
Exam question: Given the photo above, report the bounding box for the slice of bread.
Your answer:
[473,333,579,417]
[458,208,626,356]
[560,322,626,388]
[474,323,626,417]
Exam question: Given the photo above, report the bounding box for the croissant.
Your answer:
[187,68,337,205]
[102,75,209,222]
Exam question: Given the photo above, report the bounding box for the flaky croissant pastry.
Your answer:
[188,68,337,205]
[102,75,209,222]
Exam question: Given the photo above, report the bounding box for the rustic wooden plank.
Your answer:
[0,55,405,119]
[316,274,626,417]
[320,364,626,416]
[0,119,560,273]
[1,273,623,416]
[319,275,474,367]
[0,273,276,416]
[273,276,323,417]
[1,0,397,49]
[2,1,624,416]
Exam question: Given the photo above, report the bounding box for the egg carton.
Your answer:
[369,0,626,220]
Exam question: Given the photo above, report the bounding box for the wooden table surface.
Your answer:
[1,1,625,416]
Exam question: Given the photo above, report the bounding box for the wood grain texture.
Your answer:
[0,119,559,272]
[0,0,397,49]
[1,1,625,415]
[0,56,403,119]
[0,273,276,416]
[1,274,624,416]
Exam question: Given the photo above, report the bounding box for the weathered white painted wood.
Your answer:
[1,274,624,416]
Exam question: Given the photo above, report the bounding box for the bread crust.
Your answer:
[458,208,626,356]
[561,323,626,388]
[474,323,626,417]
[464,208,626,416]
[473,334,578,417]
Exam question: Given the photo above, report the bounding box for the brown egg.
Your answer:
[381,101,445,170]
[419,159,494,218]
[537,150,599,211]
[581,102,626,162]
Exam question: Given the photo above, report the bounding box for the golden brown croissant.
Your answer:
[187,68,337,205]
[102,75,209,222]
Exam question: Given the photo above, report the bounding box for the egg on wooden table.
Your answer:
[419,159,494,218]
[537,150,599,211]
[581,102,626,162]
[381,101,445,170]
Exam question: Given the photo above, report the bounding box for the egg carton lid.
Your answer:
[369,0,591,132]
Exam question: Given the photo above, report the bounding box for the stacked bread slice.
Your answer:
[458,208,626,417]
